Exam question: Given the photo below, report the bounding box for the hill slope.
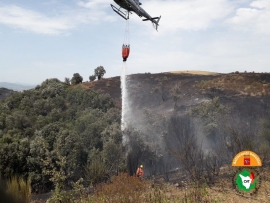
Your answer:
[0,88,14,101]
[80,71,270,109]
[81,71,270,164]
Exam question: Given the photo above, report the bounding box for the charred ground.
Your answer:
[79,71,270,115]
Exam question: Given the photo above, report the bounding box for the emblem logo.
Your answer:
[231,151,262,196]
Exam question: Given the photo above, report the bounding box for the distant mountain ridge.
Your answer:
[0,82,35,91]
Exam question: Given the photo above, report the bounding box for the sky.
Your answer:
[0,0,270,85]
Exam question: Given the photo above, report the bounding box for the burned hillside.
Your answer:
[83,71,270,180]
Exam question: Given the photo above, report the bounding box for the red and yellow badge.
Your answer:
[232,150,262,167]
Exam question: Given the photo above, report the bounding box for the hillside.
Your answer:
[80,71,270,170]
[0,88,14,101]
[64,71,270,202]
[1,71,270,203]
[80,71,270,110]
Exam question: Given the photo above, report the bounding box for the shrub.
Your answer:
[85,149,108,186]
[180,183,220,203]
[64,77,70,85]
[71,73,83,85]
[89,75,96,82]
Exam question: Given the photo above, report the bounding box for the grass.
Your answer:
[6,175,31,203]
[82,173,221,203]
[82,169,270,203]
[87,173,149,203]
[27,167,270,203]
[196,73,270,96]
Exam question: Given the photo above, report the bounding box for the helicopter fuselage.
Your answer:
[114,0,146,17]
[111,0,161,30]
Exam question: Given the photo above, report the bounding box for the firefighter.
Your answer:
[136,165,144,178]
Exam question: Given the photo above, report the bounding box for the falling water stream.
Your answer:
[121,62,127,131]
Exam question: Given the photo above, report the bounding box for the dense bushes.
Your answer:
[0,79,123,193]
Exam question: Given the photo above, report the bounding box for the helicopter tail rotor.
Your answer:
[142,15,161,31]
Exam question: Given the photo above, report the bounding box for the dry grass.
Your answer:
[87,173,150,203]
[81,168,270,203]
[83,173,221,203]
[7,176,31,203]
[168,70,219,75]
[197,73,270,96]
[29,169,270,203]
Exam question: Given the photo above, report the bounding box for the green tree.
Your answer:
[94,66,106,80]
[0,138,30,178]
[85,148,108,185]
[27,136,51,192]
[41,122,66,150]
[53,129,86,182]
[103,141,124,176]
[71,73,83,85]
[64,77,70,85]
[6,92,23,110]
[89,75,96,82]
[33,99,48,116]
[75,109,107,150]
[101,123,122,145]
[0,77,123,193]
[5,111,31,130]
[40,79,65,99]
[191,97,227,137]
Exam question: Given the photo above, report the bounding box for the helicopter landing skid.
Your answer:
[111,4,129,20]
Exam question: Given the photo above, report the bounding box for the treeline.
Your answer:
[0,78,124,193]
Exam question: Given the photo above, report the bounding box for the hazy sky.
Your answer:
[0,0,269,85]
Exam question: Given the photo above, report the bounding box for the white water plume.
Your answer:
[121,62,127,132]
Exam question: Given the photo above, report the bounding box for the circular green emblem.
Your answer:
[232,168,261,196]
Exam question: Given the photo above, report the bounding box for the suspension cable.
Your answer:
[123,19,130,45]
[122,18,130,62]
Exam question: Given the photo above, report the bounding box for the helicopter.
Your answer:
[111,0,161,30]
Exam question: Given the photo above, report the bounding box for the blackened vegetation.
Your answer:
[165,115,206,182]
[123,72,270,186]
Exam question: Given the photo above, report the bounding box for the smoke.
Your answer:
[120,72,270,180]
[120,73,220,177]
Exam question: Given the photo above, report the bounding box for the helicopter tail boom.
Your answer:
[142,16,161,30]
[142,17,159,21]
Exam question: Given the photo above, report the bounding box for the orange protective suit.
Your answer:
[136,167,144,177]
